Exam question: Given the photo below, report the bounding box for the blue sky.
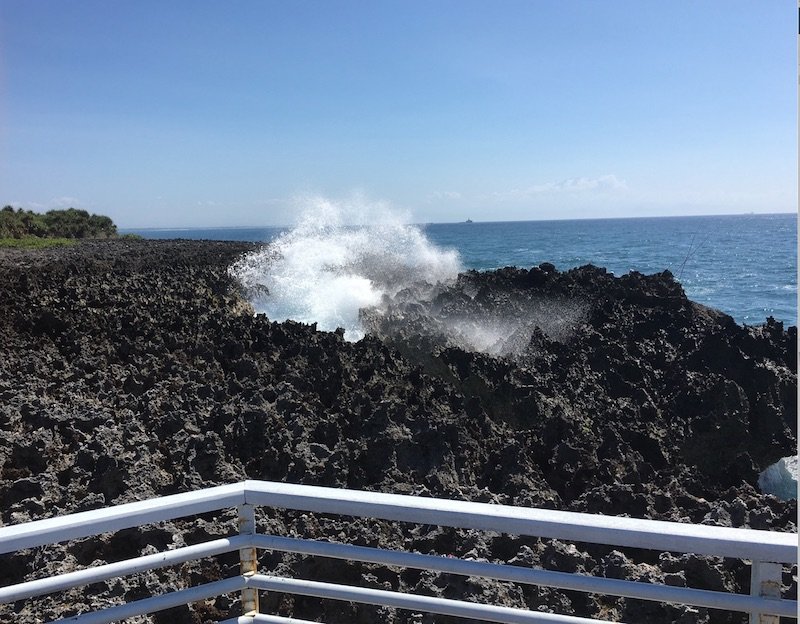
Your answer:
[1,1,796,227]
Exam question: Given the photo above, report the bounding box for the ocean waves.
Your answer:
[229,196,462,340]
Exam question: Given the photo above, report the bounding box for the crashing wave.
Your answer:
[229,195,462,340]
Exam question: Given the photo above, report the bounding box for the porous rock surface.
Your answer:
[0,240,796,623]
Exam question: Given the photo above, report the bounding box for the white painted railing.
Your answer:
[0,480,796,623]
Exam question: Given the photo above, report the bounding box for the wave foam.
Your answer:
[230,196,462,340]
[758,455,798,501]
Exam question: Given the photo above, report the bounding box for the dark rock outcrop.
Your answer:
[0,241,795,623]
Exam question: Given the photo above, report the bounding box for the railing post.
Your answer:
[749,560,781,624]
[238,503,259,616]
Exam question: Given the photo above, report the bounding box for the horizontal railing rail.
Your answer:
[246,534,795,616]
[0,480,795,623]
[0,536,248,604]
[241,480,797,563]
[0,482,245,554]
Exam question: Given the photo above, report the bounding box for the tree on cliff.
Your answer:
[0,205,118,239]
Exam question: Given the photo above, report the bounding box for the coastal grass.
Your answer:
[0,237,78,249]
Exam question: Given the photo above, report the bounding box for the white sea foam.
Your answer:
[758,455,798,501]
[230,195,462,340]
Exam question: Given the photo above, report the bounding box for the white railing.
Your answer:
[0,480,796,623]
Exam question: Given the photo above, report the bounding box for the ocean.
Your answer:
[123,212,797,328]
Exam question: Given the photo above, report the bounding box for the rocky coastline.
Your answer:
[0,239,796,623]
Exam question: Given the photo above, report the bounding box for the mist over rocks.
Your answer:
[0,240,796,623]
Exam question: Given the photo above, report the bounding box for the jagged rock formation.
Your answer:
[0,240,796,623]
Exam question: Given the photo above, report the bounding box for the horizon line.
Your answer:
[119,210,797,232]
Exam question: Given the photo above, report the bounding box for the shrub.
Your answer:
[0,206,119,239]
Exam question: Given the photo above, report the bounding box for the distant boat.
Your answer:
[465,218,474,223]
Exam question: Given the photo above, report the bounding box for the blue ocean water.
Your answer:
[123,213,797,327]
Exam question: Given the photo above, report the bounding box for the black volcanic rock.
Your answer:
[0,241,795,623]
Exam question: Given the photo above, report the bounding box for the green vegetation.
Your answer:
[0,205,118,240]
[0,237,78,249]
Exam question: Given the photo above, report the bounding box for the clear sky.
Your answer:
[1,1,796,228]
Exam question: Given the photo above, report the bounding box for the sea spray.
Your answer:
[438,298,589,355]
[360,291,589,359]
[229,196,462,340]
[758,455,798,500]
[230,197,588,352]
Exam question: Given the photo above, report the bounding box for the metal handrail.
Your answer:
[246,534,793,616]
[0,537,248,603]
[241,480,797,563]
[0,480,796,623]
[0,482,245,554]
